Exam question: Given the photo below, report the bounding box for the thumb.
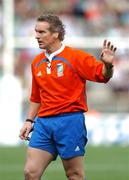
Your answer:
[100,52,104,58]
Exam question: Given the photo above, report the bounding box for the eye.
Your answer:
[35,29,46,34]
[38,31,45,34]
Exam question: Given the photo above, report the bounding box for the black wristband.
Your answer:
[25,119,34,123]
[106,63,114,69]
[103,61,114,69]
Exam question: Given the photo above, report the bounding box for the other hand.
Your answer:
[19,122,33,141]
[101,40,117,65]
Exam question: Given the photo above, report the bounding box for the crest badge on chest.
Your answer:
[57,63,64,77]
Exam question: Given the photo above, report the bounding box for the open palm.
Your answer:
[101,40,117,65]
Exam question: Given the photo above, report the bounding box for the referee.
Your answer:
[20,14,117,180]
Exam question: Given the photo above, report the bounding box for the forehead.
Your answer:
[35,21,50,31]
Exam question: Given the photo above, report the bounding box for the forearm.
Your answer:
[26,101,41,121]
[102,62,114,79]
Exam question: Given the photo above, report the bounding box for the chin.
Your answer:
[39,45,46,49]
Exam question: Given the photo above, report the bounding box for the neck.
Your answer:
[46,41,62,54]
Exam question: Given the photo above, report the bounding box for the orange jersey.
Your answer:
[30,46,109,117]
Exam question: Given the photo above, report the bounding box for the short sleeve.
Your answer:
[74,50,109,83]
[30,64,41,103]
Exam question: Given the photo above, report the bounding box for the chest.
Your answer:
[33,58,77,88]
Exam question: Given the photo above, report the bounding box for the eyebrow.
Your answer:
[35,29,46,33]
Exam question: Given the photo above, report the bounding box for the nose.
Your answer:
[35,32,40,39]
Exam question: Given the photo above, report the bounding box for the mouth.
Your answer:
[37,40,44,45]
[38,41,43,45]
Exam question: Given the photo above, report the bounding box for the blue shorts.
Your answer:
[29,111,88,160]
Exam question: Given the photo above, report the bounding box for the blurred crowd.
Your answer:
[13,0,129,37]
[0,0,129,114]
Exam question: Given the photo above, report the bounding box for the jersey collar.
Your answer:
[45,44,65,62]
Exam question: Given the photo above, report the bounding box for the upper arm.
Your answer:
[74,50,109,83]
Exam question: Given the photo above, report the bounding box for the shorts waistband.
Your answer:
[39,111,84,118]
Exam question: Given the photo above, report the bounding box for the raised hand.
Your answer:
[101,40,117,65]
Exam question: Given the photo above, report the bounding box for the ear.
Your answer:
[53,32,59,39]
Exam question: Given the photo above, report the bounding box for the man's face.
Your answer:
[35,21,58,49]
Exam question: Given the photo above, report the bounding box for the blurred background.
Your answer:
[0,0,129,179]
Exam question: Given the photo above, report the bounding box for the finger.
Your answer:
[29,127,34,133]
[19,129,26,139]
[103,39,107,48]
[24,128,33,140]
[20,134,26,140]
[107,41,111,49]
[25,128,31,139]
[25,129,31,139]
[19,128,28,140]
[25,137,30,141]
[110,45,114,50]
[113,47,117,52]
[19,134,24,140]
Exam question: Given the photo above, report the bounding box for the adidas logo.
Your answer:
[74,146,80,152]
[37,71,42,76]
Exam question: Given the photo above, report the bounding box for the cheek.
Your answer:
[42,35,51,41]
[46,37,55,44]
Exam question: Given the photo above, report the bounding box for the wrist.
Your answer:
[104,62,114,69]
[101,59,114,68]
[25,119,34,123]
[102,62,114,79]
